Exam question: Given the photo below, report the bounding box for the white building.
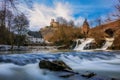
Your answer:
[27,31,44,44]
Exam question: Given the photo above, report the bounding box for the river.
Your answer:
[0,50,120,80]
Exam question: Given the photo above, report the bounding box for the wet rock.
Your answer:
[39,60,72,71]
[60,74,74,78]
[56,71,75,78]
[39,60,82,79]
[52,60,72,70]
[84,42,98,50]
[62,73,117,80]
[111,78,118,80]
[81,72,96,78]
[71,41,77,49]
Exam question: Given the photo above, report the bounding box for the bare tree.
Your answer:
[0,0,32,28]
[68,20,74,27]
[105,14,113,23]
[0,0,15,28]
[13,14,29,48]
[0,0,32,47]
[113,0,120,19]
[13,14,29,35]
[91,16,106,27]
[95,17,102,26]
[56,17,68,25]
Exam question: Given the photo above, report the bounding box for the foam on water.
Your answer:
[101,38,114,50]
[0,51,120,79]
[74,38,94,51]
[59,53,120,79]
[0,63,65,80]
[74,38,114,51]
[0,63,16,75]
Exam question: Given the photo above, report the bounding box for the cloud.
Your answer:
[74,17,85,26]
[18,2,85,31]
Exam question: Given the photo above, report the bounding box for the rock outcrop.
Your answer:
[39,60,72,71]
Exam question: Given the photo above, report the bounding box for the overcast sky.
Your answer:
[19,0,117,31]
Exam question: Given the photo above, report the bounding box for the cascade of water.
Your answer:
[0,51,120,79]
[74,39,84,49]
[74,38,94,51]
[101,38,114,50]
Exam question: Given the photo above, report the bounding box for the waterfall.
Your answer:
[101,38,114,50]
[74,38,94,51]
[74,39,84,49]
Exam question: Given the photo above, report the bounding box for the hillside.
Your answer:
[40,25,84,47]
[40,27,58,41]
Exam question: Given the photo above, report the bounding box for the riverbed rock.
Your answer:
[39,60,97,79]
[81,72,96,78]
[39,60,72,71]
[84,42,98,50]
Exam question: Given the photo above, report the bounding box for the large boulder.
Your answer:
[39,60,72,71]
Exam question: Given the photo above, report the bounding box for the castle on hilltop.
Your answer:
[50,19,59,28]
[49,18,90,35]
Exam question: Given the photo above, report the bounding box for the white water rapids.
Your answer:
[101,38,114,50]
[74,38,114,51]
[0,51,120,80]
[74,38,94,51]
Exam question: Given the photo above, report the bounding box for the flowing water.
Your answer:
[74,38,114,51]
[101,38,114,50]
[0,50,120,80]
[74,38,94,51]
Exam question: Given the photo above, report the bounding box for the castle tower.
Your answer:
[50,19,55,27]
[50,19,59,28]
[82,19,90,35]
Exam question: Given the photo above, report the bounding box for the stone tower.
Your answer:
[50,19,59,28]
[82,19,90,35]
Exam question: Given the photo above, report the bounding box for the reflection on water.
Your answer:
[0,51,120,80]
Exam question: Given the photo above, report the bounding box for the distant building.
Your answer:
[81,19,90,35]
[50,19,59,28]
[27,31,44,44]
